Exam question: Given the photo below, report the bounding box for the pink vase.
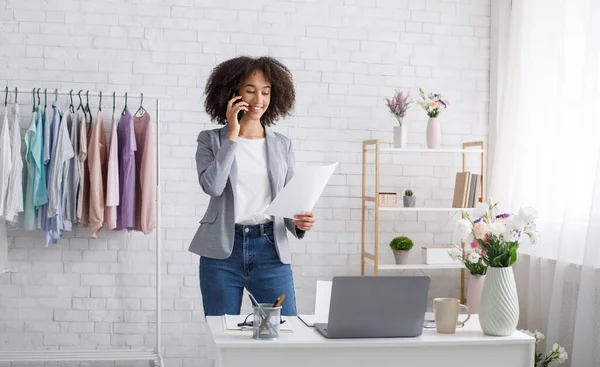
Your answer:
[426,117,441,148]
[466,274,485,314]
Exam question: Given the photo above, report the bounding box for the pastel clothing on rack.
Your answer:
[77,108,89,225]
[36,106,51,231]
[22,107,41,230]
[4,104,23,223]
[48,106,73,218]
[116,109,137,230]
[63,111,79,231]
[105,112,119,230]
[0,107,11,216]
[45,104,74,245]
[88,111,107,238]
[35,107,47,209]
[133,112,156,235]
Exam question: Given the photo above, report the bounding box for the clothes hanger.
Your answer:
[4,86,7,107]
[36,88,41,106]
[31,88,36,112]
[14,87,17,104]
[44,89,47,109]
[112,92,116,114]
[98,91,102,112]
[135,93,146,117]
[77,90,84,111]
[69,90,75,113]
[85,90,90,113]
[54,88,58,102]
[121,92,128,116]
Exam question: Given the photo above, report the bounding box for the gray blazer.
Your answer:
[188,125,305,264]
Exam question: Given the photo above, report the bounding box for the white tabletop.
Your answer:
[206,315,534,349]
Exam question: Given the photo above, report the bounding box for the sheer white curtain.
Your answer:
[489,0,600,365]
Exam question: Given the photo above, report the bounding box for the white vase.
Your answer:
[479,267,519,336]
[426,117,441,149]
[466,274,485,314]
[393,125,407,148]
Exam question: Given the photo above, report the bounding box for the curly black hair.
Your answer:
[203,56,296,126]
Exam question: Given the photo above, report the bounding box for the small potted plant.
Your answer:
[385,89,414,148]
[390,236,414,264]
[403,189,415,207]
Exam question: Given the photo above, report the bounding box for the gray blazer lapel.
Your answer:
[265,126,280,200]
[219,126,237,196]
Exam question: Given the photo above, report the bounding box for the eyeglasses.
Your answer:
[237,313,287,328]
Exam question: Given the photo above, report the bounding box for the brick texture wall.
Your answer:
[0,0,490,365]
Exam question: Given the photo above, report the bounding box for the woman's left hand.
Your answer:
[293,212,315,231]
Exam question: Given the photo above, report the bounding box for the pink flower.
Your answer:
[470,238,480,249]
[473,221,488,239]
[429,101,437,108]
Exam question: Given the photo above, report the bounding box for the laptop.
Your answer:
[314,275,430,339]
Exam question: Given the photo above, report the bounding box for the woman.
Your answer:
[189,56,315,316]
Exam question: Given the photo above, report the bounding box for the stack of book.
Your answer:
[452,172,482,208]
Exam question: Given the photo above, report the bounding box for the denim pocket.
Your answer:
[263,231,276,246]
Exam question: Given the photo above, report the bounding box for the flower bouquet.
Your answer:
[418,88,449,118]
[385,90,414,148]
[385,90,413,126]
[455,198,539,336]
[455,199,539,268]
[520,330,568,366]
[449,242,487,312]
[418,88,449,148]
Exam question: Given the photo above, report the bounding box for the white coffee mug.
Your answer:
[433,298,471,334]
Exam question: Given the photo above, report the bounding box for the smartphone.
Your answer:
[232,91,245,121]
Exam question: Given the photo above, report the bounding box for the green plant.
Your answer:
[404,189,413,196]
[389,236,414,251]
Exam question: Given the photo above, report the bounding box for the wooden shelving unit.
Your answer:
[361,140,486,303]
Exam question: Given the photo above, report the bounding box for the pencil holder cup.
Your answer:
[252,304,282,340]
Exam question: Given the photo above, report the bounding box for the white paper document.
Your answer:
[264,162,338,219]
[298,280,332,327]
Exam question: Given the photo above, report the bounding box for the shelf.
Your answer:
[378,263,465,270]
[368,206,474,212]
[375,147,484,154]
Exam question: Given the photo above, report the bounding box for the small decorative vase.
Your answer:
[403,196,415,207]
[393,125,407,148]
[479,267,519,336]
[466,274,485,314]
[393,250,409,265]
[426,117,441,149]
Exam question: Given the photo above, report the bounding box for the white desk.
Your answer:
[207,315,535,367]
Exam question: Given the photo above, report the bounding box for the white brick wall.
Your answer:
[0,0,489,365]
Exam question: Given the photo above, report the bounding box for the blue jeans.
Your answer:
[199,222,297,316]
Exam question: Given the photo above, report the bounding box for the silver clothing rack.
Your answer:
[0,87,164,367]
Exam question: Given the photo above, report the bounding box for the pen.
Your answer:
[259,294,286,333]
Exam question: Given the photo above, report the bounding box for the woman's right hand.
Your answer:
[226,94,248,141]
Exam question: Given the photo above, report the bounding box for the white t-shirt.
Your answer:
[234,137,272,224]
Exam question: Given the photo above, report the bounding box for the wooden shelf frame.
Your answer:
[360,140,486,304]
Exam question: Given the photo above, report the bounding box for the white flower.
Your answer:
[488,221,506,236]
[529,232,540,245]
[506,215,527,231]
[455,219,473,240]
[472,202,489,220]
[503,229,520,242]
[467,251,480,263]
[448,248,461,261]
[533,331,545,341]
[558,351,568,363]
[519,206,538,222]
